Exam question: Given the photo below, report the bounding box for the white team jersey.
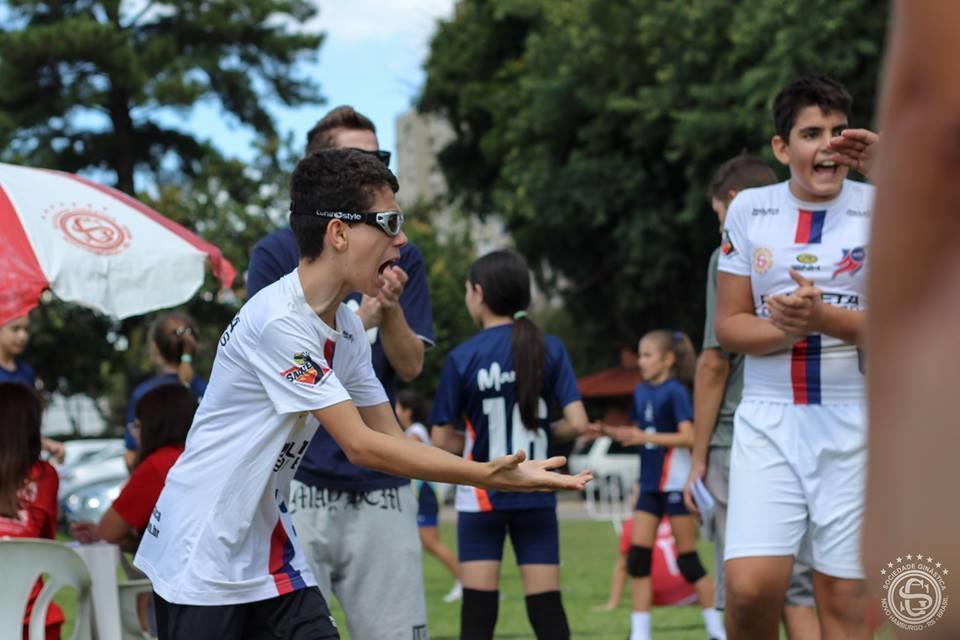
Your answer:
[134,270,387,605]
[718,180,873,404]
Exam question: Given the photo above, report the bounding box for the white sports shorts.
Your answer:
[724,400,866,580]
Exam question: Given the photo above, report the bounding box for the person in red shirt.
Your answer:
[71,384,196,550]
[0,383,63,640]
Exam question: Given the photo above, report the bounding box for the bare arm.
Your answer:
[356,265,425,382]
[71,508,139,553]
[431,424,465,454]
[690,349,730,468]
[716,272,797,355]
[606,421,694,448]
[551,400,590,441]
[378,305,425,382]
[864,0,960,611]
[315,401,591,491]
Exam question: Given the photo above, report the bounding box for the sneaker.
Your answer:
[442,581,463,603]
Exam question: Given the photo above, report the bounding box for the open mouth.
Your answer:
[378,259,398,276]
[813,159,839,177]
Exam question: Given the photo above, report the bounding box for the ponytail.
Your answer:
[149,313,199,386]
[644,329,697,389]
[174,325,196,386]
[511,311,545,432]
[468,250,544,432]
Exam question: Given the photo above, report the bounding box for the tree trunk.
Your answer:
[109,87,136,195]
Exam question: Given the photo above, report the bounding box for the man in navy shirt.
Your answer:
[247,105,435,640]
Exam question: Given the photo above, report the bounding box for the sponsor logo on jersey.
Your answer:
[833,246,866,278]
[792,253,821,271]
[759,291,861,311]
[280,351,329,385]
[752,247,773,274]
[751,207,779,216]
[846,208,871,217]
[477,361,515,392]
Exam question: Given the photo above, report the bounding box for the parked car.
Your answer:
[56,438,128,525]
[568,436,639,501]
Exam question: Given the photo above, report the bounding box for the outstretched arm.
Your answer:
[316,401,592,492]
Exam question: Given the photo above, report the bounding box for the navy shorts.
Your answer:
[417,482,439,528]
[635,490,689,517]
[457,508,559,565]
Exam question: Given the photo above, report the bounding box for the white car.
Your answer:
[56,438,129,524]
[568,436,639,500]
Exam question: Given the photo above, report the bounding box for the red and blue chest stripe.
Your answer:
[795,209,827,244]
[791,208,826,404]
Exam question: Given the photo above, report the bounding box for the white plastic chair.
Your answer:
[118,579,157,640]
[0,537,93,640]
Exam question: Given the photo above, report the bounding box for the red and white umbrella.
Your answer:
[0,162,236,325]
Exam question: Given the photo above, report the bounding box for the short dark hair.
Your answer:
[397,389,428,425]
[289,149,399,261]
[305,106,377,155]
[134,384,197,468]
[709,154,778,203]
[772,74,852,140]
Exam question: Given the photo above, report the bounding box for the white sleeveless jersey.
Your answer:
[717,180,873,404]
[134,270,387,605]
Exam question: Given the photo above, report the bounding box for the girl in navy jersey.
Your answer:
[430,250,590,640]
[606,330,725,640]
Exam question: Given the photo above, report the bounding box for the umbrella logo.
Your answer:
[53,208,131,256]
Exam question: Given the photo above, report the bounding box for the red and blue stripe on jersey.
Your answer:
[791,209,826,404]
[268,501,306,595]
[795,209,826,244]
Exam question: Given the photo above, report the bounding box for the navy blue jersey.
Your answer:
[124,373,208,450]
[0,359,34,387]
[247,228,436,492]
[630,378,694,493]
[430,324,581,511]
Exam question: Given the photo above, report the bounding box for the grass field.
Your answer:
[331,520,714,640]
[53,519,898,639]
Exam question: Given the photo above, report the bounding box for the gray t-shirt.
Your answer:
[703,247,744,448]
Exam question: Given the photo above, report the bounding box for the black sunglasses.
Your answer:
[352,148,391,166]
[303,210,405,237]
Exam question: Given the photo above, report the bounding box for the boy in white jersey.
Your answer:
[716,75,872,639]
[134,149,591,640]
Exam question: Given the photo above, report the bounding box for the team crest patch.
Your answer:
[752,247,773,274]
[833,246,865,278]
[280,351,329,385]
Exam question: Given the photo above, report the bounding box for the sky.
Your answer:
[163,0,456,168]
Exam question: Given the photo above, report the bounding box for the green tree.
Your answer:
[401,202,478,397]
[421,0,886,368]
[0,0,322,424]
[0,0,322,194]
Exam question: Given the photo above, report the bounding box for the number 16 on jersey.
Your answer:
[482,397,549,460]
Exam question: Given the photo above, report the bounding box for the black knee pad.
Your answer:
[627,546,653,577]
[525,591,570,640]
[677,551,707,583]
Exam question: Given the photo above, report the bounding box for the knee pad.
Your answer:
[627,546,652,578]
[677,551,707,583]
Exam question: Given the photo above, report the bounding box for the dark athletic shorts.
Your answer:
[153,587,340,640]
[635,490,689,517]
[457,508,559,565]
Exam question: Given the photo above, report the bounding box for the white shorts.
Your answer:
[724,401,866,580]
